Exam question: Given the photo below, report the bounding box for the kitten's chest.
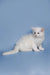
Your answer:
[34,38,43,46]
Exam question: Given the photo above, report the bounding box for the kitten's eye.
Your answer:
[34,32,36,34]
[37,32,39,34]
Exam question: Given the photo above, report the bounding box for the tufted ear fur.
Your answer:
[41,28,44,32]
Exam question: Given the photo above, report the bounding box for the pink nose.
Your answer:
[35,35,37,37]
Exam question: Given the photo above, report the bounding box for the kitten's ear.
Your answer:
[32,27,35,31]
[41,28,44,32]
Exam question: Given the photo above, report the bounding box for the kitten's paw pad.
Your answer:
[40,48,44,50]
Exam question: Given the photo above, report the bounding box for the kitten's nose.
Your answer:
[35,35,37,37]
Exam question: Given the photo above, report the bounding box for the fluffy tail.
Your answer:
[2,46,19,56]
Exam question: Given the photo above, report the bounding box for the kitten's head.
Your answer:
[32,27,44,38]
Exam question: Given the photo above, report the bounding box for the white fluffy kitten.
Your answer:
[2,27,45,55]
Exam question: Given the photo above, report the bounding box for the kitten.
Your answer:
[2,27,45,55]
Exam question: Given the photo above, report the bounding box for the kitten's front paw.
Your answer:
[34,49,40,52]
[40,48,44,51]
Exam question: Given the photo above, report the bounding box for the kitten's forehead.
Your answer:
[34,27,42,32]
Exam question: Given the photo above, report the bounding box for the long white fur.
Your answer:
[2,27,45,55]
